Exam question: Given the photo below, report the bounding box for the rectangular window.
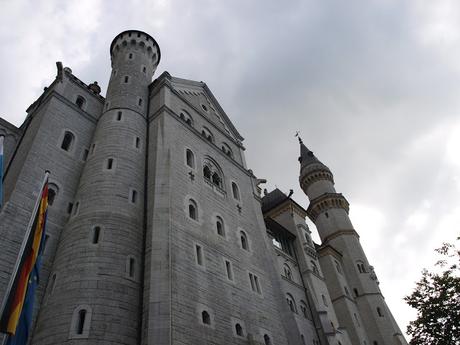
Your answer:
[107,158,113,170]
[129,257,135,278]
[138,98,142,106]
[196,245,203,266]
[135,137,140,149]
[124,76,129,83]
[225,260,233,281]
[117,111,122,121]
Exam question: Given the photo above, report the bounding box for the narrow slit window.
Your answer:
[92,226,101,244]
[106,158,113,170]
[135,137,140,149]
[264,334,271,345]
[232,182,240,200]
[131,190,137,204]
[128,257,135,278]
[196,245,203,266]
[124,76,129,83]
[117,111,122,121]
[225,260,233,281]
[67,202,73,214]
[138,98,142,106]
[82,149,89,161]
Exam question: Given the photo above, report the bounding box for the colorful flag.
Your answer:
[0,175,49,342]
[0,135,4,208]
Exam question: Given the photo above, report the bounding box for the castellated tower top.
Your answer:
[110,30,161,70]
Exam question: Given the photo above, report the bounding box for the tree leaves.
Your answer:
[405,237,460,345]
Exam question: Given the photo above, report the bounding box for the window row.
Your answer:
[198,309,273,344]
[71,190,138,216]
[187,200,249,249]
[60,130,141,157]
[178,110,235,158]
[185,150,240,200]
[194,244,261,294]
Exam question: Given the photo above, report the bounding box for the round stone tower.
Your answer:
[32,31,160,344]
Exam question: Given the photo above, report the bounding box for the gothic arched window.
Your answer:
[232,182,240,200]
[240,231,249,250]
[201,310,211,325]
[201,127,214,143]
[286,293,297,313]
[188,199,198,220]
[216,216,225,236]
[186,149,195,168]
[202,158,224,190]
[283,264,293,281]
[264,334,271,345]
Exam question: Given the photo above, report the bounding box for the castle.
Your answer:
[0,30,407,345]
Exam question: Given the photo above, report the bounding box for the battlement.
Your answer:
[110,30,161,69]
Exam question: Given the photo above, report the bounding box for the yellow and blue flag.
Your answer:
[0,178,48,345]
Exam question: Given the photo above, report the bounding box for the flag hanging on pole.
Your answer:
[0,135,4,208]
[0,172,49,344]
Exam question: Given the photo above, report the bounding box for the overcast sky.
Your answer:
[2,0,460,340]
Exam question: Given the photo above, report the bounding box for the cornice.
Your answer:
[307,193,349,222]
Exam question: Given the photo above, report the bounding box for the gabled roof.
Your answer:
[156,73,244,142]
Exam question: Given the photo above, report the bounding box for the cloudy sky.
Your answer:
[2,0,460,340]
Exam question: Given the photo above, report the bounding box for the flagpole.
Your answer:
[0,135,4,209]
[0,170,50,340]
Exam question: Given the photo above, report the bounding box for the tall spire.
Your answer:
[297,136,320,168]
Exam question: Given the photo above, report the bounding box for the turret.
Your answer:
[32,31,161,344]
[298,137,407,345]
[298,138,352,242]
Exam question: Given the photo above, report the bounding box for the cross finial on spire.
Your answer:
[295,131,303,144]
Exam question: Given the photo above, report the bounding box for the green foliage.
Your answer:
[405,238,460,345]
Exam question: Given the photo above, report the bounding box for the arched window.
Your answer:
[212,172,221,187]
[264,334,271,345]
[61,131,75,152]
[201,310,211,325]
[203,158,224,190]
[232,182,240,200]
[77,309,86,334]
[48,183,58,206]
[188,199,198,220]
[221,143,233,158]
[75,96,86,109]
[216,216,225,236]
[300,301,308,318]
[179,110,193,126]
[240,231,249,250]
[91,226,101,244]
[286,293,297,313]
[283,264,293,280]
[235,323,243,336]
[70,305,92,338]
[203,166,211,179]
[186,149,195,168]
[201,127,214,143]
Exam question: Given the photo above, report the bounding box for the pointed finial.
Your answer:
[295,131,303,144]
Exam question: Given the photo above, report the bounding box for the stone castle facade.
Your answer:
[0,30,407,345]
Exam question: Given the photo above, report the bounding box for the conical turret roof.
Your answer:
[298,138,320,168]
